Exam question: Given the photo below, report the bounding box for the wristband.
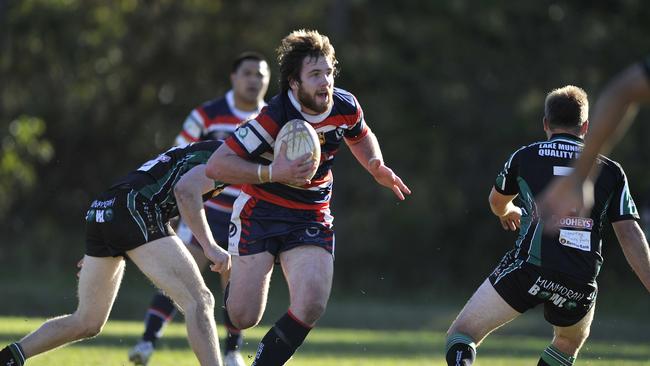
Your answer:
[268,164,273,183]
[257,164,263,183]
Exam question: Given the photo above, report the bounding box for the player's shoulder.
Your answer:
[196,96,230,118]
[596,154,627,179]
[332,87,360,111]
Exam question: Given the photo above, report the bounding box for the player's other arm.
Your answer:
[488,187,521,231]
[612,220,650,293]
[174,164,230,273]
[205,142,315,186]
[573,63,650,183]
[345,130,411,200]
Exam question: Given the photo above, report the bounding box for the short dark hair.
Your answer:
[276,29,338,92]
[544,85,589,128]
[231,51,267,73]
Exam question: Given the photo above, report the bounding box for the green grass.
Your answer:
[1,316,649,366]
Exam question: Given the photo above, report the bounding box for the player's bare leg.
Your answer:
[538,305,595,365]
[17,255,126,359]
[251,245,333,365]
[446,279,520,365]
[128,236,222,366]
[225,251,275,329]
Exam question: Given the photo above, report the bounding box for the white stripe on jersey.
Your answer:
[553,166,574,176]
[221,186,241,197]
[207,124,238,133]
[248,119,275,145]
[236,126,263,153]
[229,191,252,256]
[620,177,637,216]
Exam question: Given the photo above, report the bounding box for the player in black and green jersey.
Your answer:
[0,140,230,366]
[445,85,650,366]
[542,56,650,234]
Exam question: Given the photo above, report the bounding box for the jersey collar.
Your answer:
[287,90,332,124]
[549,133,584,145]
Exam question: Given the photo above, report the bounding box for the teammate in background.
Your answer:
[540,58,650,219]
[445,86,650,366]
[206,29,411,366]
[0,140,231,366]
[129,52,270,366]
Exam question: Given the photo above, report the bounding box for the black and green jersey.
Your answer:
[495,133,639,282]
[110,140,226,220]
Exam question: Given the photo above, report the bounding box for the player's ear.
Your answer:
[542,117,550,132]
[580,120,589,135]
[289,78,299,91]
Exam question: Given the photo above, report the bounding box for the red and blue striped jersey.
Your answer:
[175,90,265,213]
[225,87,369,210]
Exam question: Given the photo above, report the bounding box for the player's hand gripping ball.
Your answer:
[274,119,321,180]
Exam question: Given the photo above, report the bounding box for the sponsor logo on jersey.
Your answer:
[558,216,593,229]
[229,222,237,237]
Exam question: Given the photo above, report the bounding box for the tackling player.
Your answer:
[206,29,411,365]
[445,85,650,366]
[128,52,270,366]
[0,140,231,366]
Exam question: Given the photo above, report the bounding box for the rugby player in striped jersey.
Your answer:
[206,29,411,366]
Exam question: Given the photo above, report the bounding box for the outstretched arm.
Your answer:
[345,130,411,200]
[612,220,650,293]
[174,164,230,273]
[488,187,521,231]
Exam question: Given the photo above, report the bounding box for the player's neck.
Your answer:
[233,95,259,112]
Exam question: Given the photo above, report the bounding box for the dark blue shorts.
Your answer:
[489,250,597,327]
[228,192,335,257]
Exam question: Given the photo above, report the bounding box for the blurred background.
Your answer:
[1,0,648,339]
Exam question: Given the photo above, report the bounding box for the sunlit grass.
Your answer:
[1,317,648,365]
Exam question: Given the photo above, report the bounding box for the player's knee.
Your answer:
[227,306,262,329]
[552,334,585,355]
[73,314,105,339]
[297,298,327,325]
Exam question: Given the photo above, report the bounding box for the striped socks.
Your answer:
[0,343,26,366]
[538,344,575,366]
[445,333,476,366]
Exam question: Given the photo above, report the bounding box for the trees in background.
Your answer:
[2,0,649,291]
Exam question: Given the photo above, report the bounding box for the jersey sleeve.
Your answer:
[224,107,280,160]
[607,167,640,222]
[343,96,370,142]
[175,108,205,146]
[494,148,523,195]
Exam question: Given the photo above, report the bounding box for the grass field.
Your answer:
[1,316,649,366]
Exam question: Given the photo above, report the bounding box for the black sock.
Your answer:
[0,343,26,366]
[223,307,243,352]
[446,333,476,366]
[142,292,178,346]
[251,311,312,366]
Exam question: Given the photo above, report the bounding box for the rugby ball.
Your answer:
[274,119,321,179]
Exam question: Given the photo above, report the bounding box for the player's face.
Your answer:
[293,55,334,115]
[231,60,270,105]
